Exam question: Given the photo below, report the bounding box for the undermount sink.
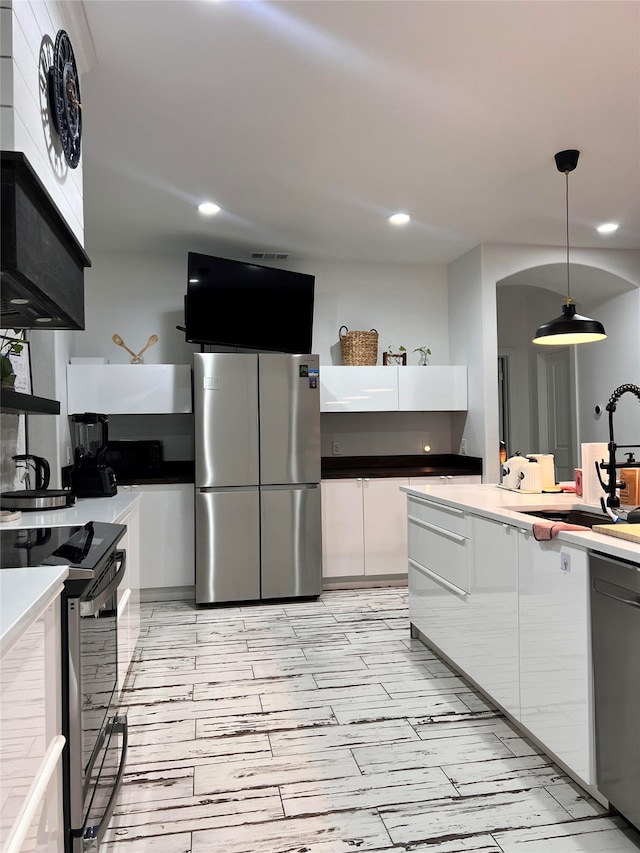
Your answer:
[513,508,611,529]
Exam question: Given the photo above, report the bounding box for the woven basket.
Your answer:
[338,326,379,366]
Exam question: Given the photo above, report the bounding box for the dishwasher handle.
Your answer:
[593,576,640,610]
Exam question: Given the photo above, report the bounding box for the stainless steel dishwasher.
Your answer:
[590,550,640,831]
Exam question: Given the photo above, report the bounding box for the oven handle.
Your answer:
[83,715,128,852]
[80,549,126,617]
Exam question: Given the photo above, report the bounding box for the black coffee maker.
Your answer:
[70,413,118,498]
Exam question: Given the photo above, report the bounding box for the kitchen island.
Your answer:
[402,481,639,806]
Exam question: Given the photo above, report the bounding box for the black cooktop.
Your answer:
[0,522,126,570]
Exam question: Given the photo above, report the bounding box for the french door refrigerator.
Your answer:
[194,352,322,604]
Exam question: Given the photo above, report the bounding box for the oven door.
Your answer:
[65,549,128,853]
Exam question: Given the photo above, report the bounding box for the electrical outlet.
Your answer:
[460,439,467,455]
[332,441,342,456]
[561,553,571,572]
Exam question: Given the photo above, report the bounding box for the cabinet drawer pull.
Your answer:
[408,514,467,543]
[409,495,464,515]
[4,735,66,853]
[409,558,468,598]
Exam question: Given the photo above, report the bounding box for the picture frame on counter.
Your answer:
[0,332,32,394]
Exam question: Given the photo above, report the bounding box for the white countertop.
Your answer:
[0,491,141,530]
[0,566,68,657]
[401,483,640,564]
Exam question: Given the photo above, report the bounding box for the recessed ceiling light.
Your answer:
[596,222,619,234]
[198,201,221,216]
[388,212,410,226]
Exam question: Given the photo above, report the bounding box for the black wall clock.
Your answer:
[47,29,82,169]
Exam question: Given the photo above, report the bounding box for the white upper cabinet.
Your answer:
[398,366,467,411]
[320,366,467,412]
[67,365,192,414]
[320,366,399,412]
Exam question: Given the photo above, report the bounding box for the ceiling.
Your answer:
[79,0,640,279]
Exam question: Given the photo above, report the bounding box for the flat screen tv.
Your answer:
[185,252,315,353]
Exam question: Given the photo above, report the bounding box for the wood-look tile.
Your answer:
[132,665,255,690]
[126,731,271,769]
[193,673,317,702]
[269,718,419,756]
[195,705,337,738]
[405,835,503,852]
[101,832,192,853]
[111,767,194,808]
[252,657,370,679]
[191,807,393,853]
[104,587,640,853]
[281,766,459,817]
[331,693,474,725]
[124,695,263,727]
[194,750,362,796]
[379,788,574,845]
[260,682,389,712]
[440,753,564,799]
[352,733,516,775]
[544,779,609,819]
[105,786,283,841]
[493,815,640,851]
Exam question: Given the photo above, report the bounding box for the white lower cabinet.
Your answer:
[408,475,481,487]
[468,516,519,718]
[122,484,195,590]
[518,532,593,785]
[407,493,471,668]
[407,501,593,787]
[114,498,141,693]
[321,478,409,578]
[0,598,65,852]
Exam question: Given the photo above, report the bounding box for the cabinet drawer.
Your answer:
[408,516,470,592]
[409,564,468,665]
[407,495,468,537]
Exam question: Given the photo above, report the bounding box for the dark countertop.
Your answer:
[114,455,482,484]
[321,454,482,479]
[116,461,195,486]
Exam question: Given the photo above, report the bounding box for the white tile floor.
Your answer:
[103,588,640,852]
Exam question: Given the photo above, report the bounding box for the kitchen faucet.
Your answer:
[596,383,640,519]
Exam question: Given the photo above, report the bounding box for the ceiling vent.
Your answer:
[250,252,289,261]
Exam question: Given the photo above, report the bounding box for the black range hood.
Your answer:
[1,151,90,329]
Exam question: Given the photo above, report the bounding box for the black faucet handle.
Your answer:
[624,452,637,464]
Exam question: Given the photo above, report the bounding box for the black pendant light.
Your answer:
[533,149,607,346]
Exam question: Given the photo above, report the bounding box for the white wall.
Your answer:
[577,287,640,448]
[70,252,455,458]
[483,243,639,483]
[73,253,450,368]
[497,284,570,457]
[447,245,494,477]
[0,0,93,484]
[1,0,89,241]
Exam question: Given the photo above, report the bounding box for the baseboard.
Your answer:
[140,586,195,602]
[323,575,408,590]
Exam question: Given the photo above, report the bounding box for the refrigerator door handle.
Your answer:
[198,485,259,493]
[260,483,319,491]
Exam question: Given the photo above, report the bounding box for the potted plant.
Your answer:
[383,345,407,365]
[0,331,24,389]
[413,346,431,366]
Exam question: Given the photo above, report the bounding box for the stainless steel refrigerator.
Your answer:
[194,352,322,604]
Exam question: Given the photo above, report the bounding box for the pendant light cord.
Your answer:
[565,170,571,304]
